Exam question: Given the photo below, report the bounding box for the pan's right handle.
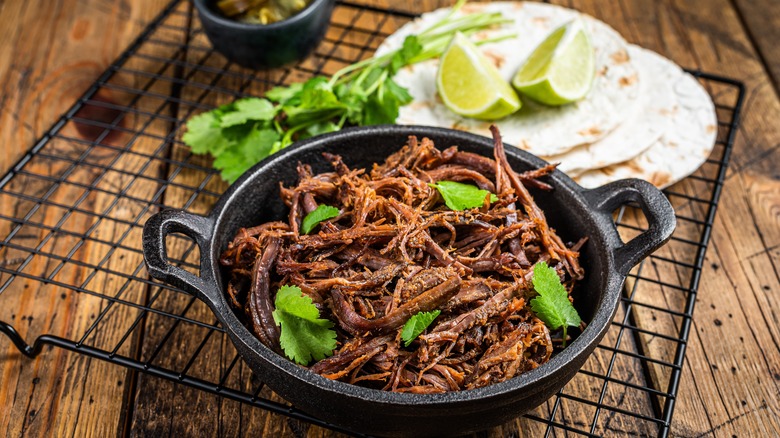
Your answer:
[142,209,216,302]
[583,179,677,276]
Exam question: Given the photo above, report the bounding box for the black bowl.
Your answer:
[194,0,335,69]
[143,125,675,437]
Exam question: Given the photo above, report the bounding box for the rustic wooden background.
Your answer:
[0,0,778,436]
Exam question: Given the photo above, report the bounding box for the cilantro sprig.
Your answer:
[182,0,514,183]
[530,262,581,347]
[400,310,441,347]
[428,181,498,211]
[182,98,280,183]
[272,285,337,365]
[301,204,339,234]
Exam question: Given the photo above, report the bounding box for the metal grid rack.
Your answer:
[0,0,744,436]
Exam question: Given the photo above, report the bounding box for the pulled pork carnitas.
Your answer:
[220,126,585,392]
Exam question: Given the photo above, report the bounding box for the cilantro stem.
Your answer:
[337,113,347,129]
[328,53,391,87]
[329,9,510,88]
[418,0,467,36]
[283,113,337,146]
[364,70,388,96]
[352,64,375,88]
[408,33,516,66]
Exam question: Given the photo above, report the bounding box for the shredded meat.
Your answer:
[220,126,585,392]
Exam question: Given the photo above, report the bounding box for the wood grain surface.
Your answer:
[0,0,778,437]
[0,1,174,437]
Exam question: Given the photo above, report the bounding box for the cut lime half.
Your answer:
[437,33,521,120]
[512,20,595,106]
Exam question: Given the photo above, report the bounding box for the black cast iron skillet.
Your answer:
[142,125,676,437]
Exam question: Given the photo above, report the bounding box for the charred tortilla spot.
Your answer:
[483,50,506,69]
[577,126,604,137]
[619,74,638,87]
[627,160,645,174]
[650,172,672,188]
[610,49,630,64]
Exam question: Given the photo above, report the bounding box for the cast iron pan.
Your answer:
[142,125,676,437]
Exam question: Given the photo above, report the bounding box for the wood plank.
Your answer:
[733,0,780,90]
[0,0,184,436]
[559,0,780,436]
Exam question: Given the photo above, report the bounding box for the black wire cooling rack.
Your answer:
[0,1,744,436]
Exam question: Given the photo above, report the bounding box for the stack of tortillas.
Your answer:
[376,2,718,189]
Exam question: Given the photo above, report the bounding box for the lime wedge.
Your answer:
[511,20,595,106]
[437,33,521,120]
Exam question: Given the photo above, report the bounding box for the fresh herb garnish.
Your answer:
[218,98,276,127]
[428,181,498,211]
[272,285,337,365]
[301,204,340,234]
[400,310,441,347]
[182,0,514,182]
[182,98,280,182]
[529,262,581,347]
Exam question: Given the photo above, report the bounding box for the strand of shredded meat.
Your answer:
[220,126,585,392]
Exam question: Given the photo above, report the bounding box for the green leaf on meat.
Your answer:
[529,262,581,347]
[428,180,498,211]
[400,310,441,347]
[301,204,340,234]
[272,285,337,366]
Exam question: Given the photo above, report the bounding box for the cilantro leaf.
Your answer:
[390,35,423,74]
[182,111,228,155]
[428,181,498,210]
[302,76,331,91]
[300,121,339,139]
[182,98,281,183]
[284,80,347,127]
[384,77,413,106]
[212,127,279,183]
[300,86,341,108]
[363,95,396,126]
[301,204,339,234]
[336,85,368,125]
[218,98,276,128]
[272,285,337,366]
[530,262,581,347]
[361,76,413,126]
[400,310,440,347]
[266,82,304,103]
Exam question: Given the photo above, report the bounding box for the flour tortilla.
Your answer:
[574,66,717,189]
[543,46,676,176]
[377,2,641,156]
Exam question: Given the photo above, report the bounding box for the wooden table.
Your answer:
[1,0,778,436]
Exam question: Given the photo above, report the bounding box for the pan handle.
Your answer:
[142,209,217,304]
[583,179,676,275]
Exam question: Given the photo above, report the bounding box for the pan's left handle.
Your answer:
[142,209,217,303]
